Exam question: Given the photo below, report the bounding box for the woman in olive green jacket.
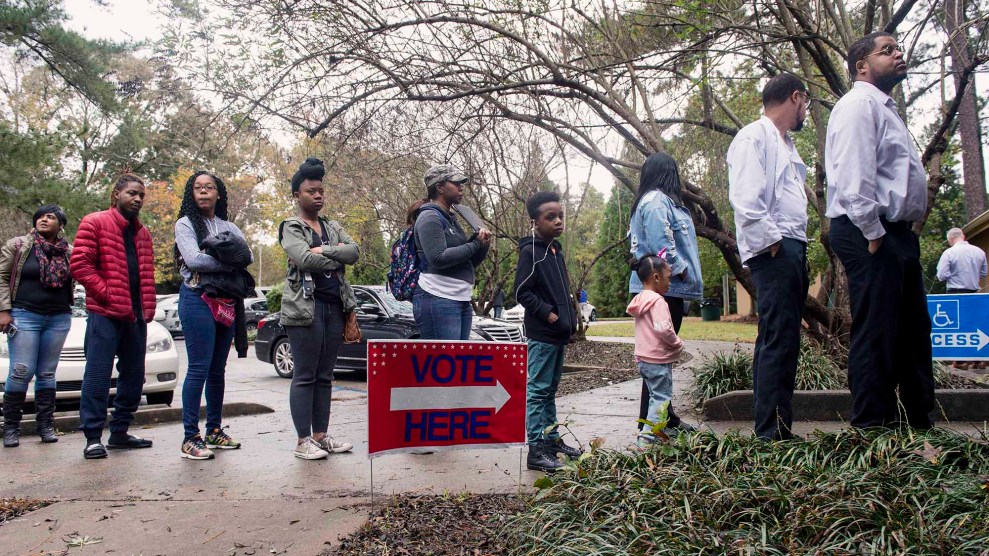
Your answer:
[278,158,359,460]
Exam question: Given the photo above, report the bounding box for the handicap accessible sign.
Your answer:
[366,340,527,458]
[927,293,989,360]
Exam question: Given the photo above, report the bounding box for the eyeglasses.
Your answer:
[193,184,217,192]
[862,44,904,60]
[797,91,811,108]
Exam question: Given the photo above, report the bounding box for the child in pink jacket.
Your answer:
[627,254,692,444]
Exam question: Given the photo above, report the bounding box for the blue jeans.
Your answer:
[637,360,673,438]
[526,340,565,443]
[412,288,473,340]
[5,309,71,393]
[79,313,147,440]
[178,285,234,440]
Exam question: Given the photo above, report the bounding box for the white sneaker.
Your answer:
[317,436,353,453]
[294,436,329,460]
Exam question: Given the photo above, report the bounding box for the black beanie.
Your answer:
[291,157,326,192]
[33,204,67,227]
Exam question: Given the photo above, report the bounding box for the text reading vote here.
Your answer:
[410,354,495,383]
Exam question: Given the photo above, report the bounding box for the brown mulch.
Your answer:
[0,497,53,525]
[558,340,692,397]
[326,493,526,556]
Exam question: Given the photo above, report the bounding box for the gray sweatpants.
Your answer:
[285,299,344,438]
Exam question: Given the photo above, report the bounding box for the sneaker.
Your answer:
[316,435,353,454]
[636,433,656,449]
[294,436,329,460]
[205,428,241,450]
[666,421,698,434]
[181,435,215,460]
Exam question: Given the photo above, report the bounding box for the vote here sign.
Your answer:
[367,340,527,458]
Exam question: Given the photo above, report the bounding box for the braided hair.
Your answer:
[630,254,671,283]
[173,171,229,269]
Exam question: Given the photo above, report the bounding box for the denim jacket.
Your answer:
[628,190,703,300]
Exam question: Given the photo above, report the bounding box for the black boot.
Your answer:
[34,389,58,443]
[549,438,584,459]
[526,441,564,473]
[3,391,26,448]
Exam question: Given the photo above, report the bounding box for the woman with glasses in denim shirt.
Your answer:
[0,205,73,448]
[628,153,703,435]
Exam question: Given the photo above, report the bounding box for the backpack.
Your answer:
[386,205,456,301]
[387,225,420,301]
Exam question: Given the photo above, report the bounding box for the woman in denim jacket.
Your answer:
[628,152,702,433]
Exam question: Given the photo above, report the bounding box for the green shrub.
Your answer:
[689,346,753,403]
[265,283,283,313]
[793,340,844,390]
[506,428,989,555]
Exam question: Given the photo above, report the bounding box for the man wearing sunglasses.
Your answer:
[825,32,934,430]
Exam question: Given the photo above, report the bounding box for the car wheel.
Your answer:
[590,309,597,322]
[273,337,294,378]
[246,322,258,334]
[146,391,174,406]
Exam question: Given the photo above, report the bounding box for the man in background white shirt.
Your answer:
[727,73,810,441]
[936,228,988,370]
[825,32,935,430]
[936,228,988,294]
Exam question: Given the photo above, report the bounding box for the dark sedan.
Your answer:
[255,285,526,378]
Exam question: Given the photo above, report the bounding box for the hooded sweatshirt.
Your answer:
[627,289,683,364]
[513,236,577,345]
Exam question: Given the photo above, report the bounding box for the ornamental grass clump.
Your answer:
[505,428,989,555]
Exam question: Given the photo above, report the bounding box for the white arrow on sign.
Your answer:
[930,329,989,351]
[390,381,511,413]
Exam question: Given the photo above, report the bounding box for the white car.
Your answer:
[155,295,182,337]
[502,302,597,323]
[0,306,181,406]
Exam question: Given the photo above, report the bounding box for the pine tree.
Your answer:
[590,183,634,317]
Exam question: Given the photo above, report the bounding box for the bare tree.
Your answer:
[164,0,989,347]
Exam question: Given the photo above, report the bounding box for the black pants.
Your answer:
[748,238,810,440]
[638,295,685,428]
[286,299,344,438]
[829,216,935,428]
[946,288,978,294]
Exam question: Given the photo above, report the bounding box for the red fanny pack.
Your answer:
[201,293,236,327]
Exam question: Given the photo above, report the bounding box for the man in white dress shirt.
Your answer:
[825,32,935,429]
[936,228,988,370]
[727,73,810,441]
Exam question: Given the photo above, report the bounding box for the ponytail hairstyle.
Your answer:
[173,170,229,269]
[630,253,671,283]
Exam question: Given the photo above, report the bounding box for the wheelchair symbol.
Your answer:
[932,304,954,328]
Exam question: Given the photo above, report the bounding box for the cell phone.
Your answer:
[4,323,17,338]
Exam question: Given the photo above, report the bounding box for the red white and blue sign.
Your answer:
[367,340,527,458]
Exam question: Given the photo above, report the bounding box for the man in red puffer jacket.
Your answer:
[70,173,157,460]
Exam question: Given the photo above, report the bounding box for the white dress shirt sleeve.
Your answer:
[826,98,886,241]
[728,135,781,258]
[936,250,952,283]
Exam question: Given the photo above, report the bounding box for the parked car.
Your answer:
[255,285,526,378]
[503,301,597,323]
[243,297,270,333]
[155,295,182,337]
[0,305,181,406]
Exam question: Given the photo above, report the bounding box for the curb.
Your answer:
[14,402,275,435]
[703,389,989,422]
[563,363,606,375]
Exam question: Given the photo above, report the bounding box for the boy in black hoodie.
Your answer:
[514,191,584,472]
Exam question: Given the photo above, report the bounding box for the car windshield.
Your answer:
[375,290,413,316]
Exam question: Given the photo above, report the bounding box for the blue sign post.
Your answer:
[927,293,989,361]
